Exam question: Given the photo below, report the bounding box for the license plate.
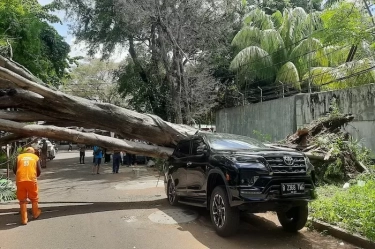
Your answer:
[281,183,305,194]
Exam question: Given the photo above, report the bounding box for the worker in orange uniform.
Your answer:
[13,147,42,225]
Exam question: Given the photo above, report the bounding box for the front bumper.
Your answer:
[228,176,316,207]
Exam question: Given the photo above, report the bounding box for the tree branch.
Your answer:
[0,118,174,158]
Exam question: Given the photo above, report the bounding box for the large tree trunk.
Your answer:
[0,56,197,156]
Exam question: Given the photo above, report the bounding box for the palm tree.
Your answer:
[0,177,16,202]
[231,4,375,94]
[230,7,325,91]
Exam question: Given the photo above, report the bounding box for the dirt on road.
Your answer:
[0,151,358,249]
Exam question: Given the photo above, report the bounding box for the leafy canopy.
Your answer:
[0,0,74,86]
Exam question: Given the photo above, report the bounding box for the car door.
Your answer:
[186,138,209,198]
[168,140,191,196]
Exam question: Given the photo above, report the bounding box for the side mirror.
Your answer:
[196,145,207,155]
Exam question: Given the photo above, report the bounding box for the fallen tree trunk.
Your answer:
[0,58,197,151]
[0,118,174,158]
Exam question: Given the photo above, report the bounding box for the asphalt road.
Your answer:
[0,150,358,249]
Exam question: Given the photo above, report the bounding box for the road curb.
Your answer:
[310,219,375,249]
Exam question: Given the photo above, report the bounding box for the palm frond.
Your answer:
[324,46,350,67]
[231,26,262,53]
[336,59,375,88]
[275,62,301,90]
[324,0,342,8]
[260,29,285,54]
[302,67,339,90]
[230,46,275,80]
[353,41,375,61]
[0,178,16,202]
[290,38,326,76]
[271,10,283,30]
[243,8,274,30]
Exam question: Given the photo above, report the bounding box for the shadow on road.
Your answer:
[34,157,158,184]
[0,199,169,231]
[1,153,353,249]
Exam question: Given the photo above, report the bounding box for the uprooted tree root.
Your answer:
[269,113,371,183]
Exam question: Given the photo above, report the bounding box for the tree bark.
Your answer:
[0,118,174,158]
[0,133,29,145]
[0,59,197,153]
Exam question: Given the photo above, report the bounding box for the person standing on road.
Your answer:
[78,144,86,164]
[40,139,47,168]
[92,145,103,174]
[68,142,73,151]
[13,147,42,225]
[112,150,122,173]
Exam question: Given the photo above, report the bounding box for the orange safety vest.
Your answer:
[16,153,39,183]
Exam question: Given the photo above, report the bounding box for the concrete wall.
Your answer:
[216,84,375,154]
[295,84,375,154]
[216,96,297,141]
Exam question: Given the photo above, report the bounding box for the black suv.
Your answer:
[164,132,316,237]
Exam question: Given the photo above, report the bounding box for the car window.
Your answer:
[173,141,191,158]
[192,139,205,155]
[205,133,266,150]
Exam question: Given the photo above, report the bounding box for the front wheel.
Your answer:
[277,204,308,232]
[167,180,179,206]
[210,186,239,237]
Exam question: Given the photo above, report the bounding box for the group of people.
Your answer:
[76,144,138,174]
[12,143,142,225]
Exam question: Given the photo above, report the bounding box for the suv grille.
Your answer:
[264,156,306,175]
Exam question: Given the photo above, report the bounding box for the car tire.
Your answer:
[167,179,179,206]
[277,204,308,232]
[210,186,239,237]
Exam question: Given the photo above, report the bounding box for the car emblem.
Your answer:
[283,156,294,166]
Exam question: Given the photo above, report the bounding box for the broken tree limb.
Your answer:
[0,133,30,145]
[0,110,56,122]
[285,114,355,146]
[0,118,174,158]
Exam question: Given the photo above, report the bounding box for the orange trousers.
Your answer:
[16,181,39,204]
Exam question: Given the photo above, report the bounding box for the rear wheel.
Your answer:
[277,204,308,232]
[210,186,239,237]
[167,180,179,206]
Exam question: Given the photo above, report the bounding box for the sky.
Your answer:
[38,0,374,61]
[38,0,126,62]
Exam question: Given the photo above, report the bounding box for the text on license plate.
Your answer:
[281,183,305,194]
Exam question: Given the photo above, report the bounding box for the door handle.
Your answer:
[186,162,192,167]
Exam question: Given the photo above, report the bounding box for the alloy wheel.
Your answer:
[168,181,176,204]
[212,193,226,228]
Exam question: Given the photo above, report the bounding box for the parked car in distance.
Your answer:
[32,139,56,160]
[164,132,316,237]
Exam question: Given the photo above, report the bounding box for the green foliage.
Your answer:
[116,58,170,119]
[246,0,323,14]
[0,177,16,202]
[155,158,167,173]
[309,99,372,184]
[62,58,125,105]
[318,2,372,46]
[252,130,272,142]
[0,153,7,169]
[310,179,375,241]
[231,7,324,90]
[0,0,74,86]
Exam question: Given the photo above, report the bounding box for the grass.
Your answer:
[310,174,375,242]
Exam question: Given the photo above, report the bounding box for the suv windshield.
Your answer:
[205,133,266,150]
